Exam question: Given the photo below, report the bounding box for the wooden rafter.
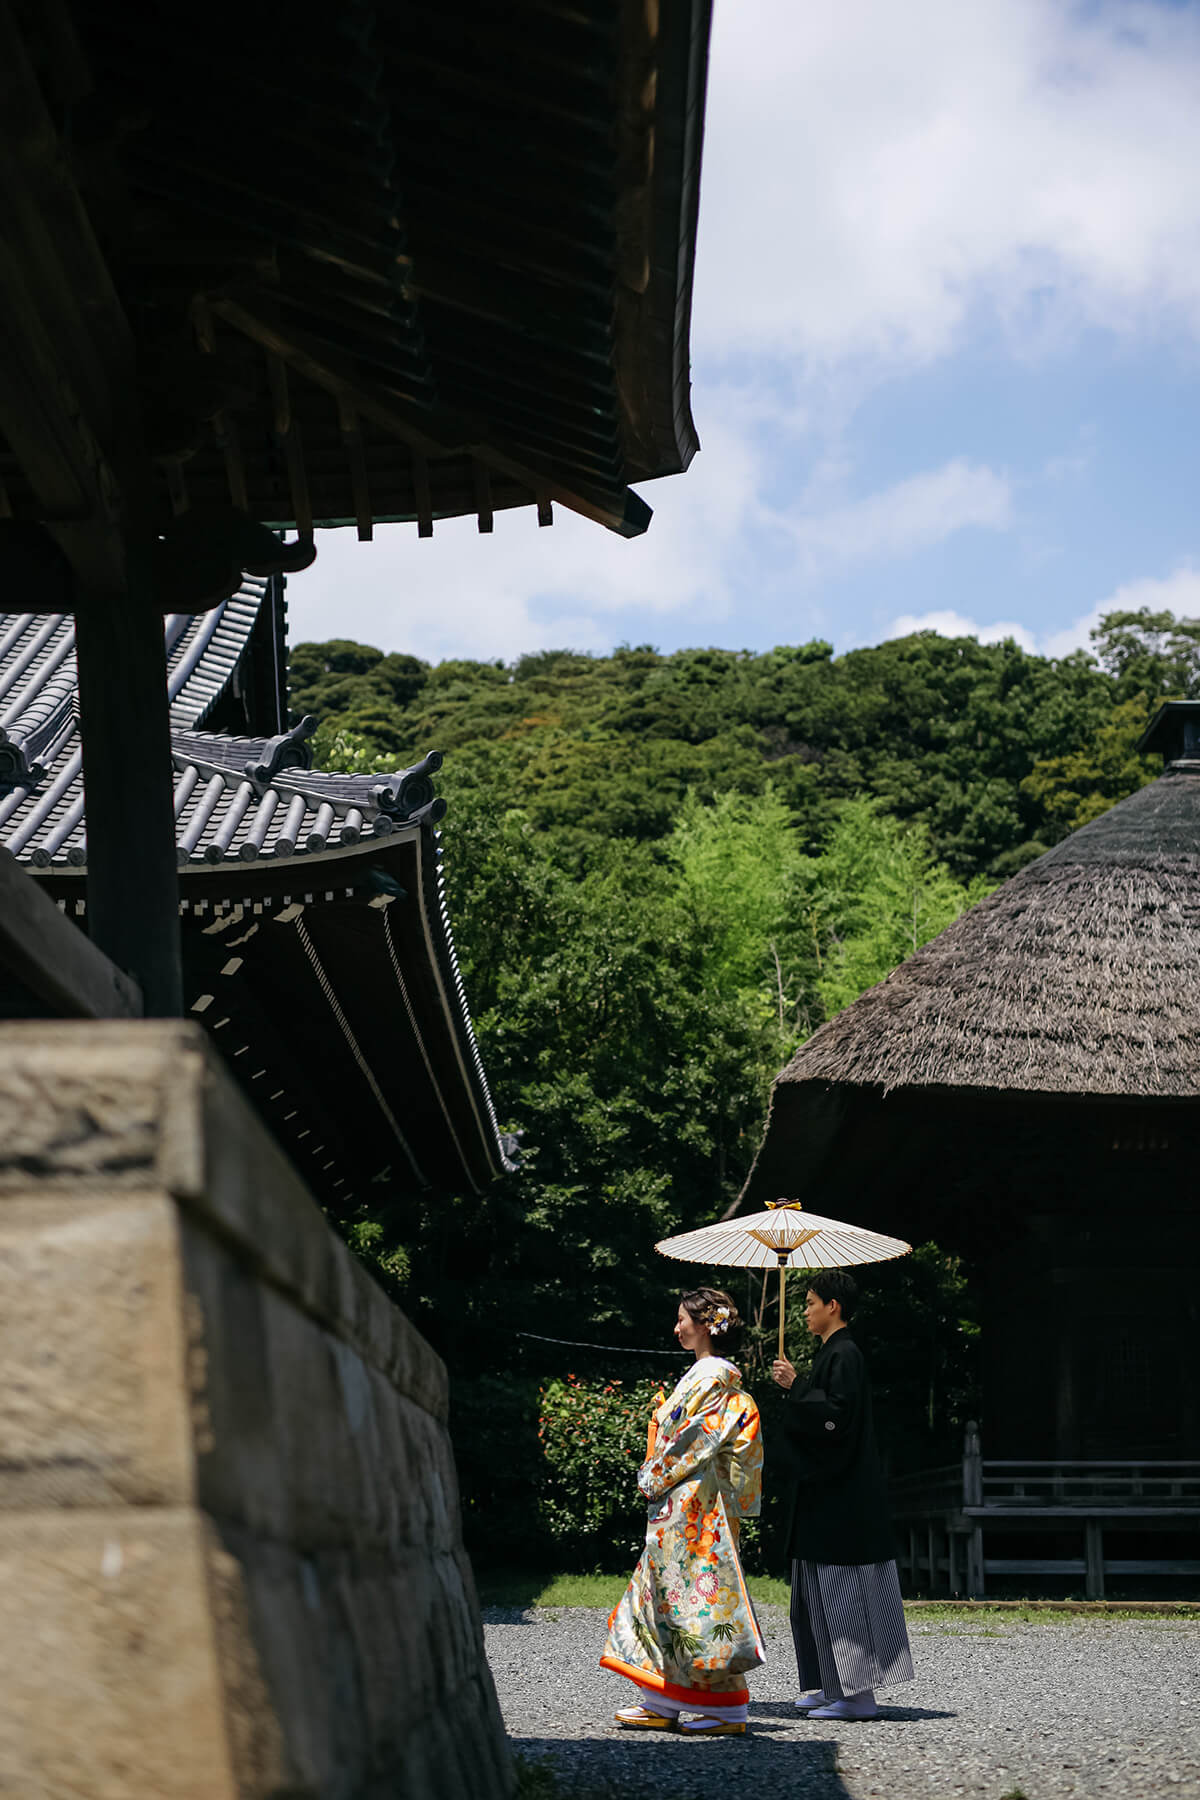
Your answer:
[210,297,650,537]
[267,353,313,537]
[338,398,374,541]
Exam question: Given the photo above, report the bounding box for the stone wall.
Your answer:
[0,1021,512,1799]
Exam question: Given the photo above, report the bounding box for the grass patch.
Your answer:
[480,1573,1195,1621]
[748,1575,791,1606]
[478,1571,793,1610]
[479,1572,619,1609]
[910,1601,1193,1625]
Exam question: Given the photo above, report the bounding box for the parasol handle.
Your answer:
[777,1256,787,1363]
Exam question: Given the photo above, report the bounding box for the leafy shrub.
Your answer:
[537,1373,664,1569]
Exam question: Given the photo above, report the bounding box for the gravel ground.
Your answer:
[484,1604,1200,1798]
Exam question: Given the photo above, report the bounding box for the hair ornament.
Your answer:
[707,1304,732,1336]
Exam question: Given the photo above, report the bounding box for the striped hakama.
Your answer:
[790,1559,914,1700]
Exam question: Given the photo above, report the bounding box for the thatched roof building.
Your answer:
[743,701,1200,1212]
[741,700,1200,1475]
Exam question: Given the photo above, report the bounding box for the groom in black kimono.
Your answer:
[772,1270,913,1720]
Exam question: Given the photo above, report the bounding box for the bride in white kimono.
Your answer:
[601,1288,765,1736]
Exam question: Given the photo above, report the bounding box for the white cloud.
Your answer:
[786,460,1011,573]
[885,564,1200,661]
[1041,565,1200,658]
[883,610,1038,653]
[288,450,1013,658]
[285,400,770,661]
[697,0,1200,365]
[285,3,1200,666]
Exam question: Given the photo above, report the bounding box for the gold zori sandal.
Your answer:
[678,1715,746,1735]
[614,1705,679,1730]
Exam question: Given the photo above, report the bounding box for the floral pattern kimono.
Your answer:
[601,1355,765,1710]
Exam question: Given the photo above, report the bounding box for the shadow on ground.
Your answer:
[511,1729,852,1800]
[749,1702,957,1723]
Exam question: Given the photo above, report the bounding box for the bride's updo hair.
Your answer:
[680,1287,743,1355]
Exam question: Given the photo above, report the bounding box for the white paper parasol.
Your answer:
[655,1202,911,1360]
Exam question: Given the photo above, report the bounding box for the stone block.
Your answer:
[194,1059,448,1422]
[0,1022,512,1799]
[0,1191,193,1508]
[0,1024,176,1192]
[0,1507,239,1800]
[209,1524,507,1798]
[181,1210,461,1556]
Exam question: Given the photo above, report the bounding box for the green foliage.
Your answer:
[1021,695,1160,834]
[537,1374,663,1566]
[292,624,1164,880]
[1090,606,1200,699]
[343,1218,411,1292]
[451,1372,549,1566]
[308,721,396,775]
[799,800,990,1020]
[288,606,1186,1566]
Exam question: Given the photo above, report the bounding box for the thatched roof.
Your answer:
[742,753,1200,1209]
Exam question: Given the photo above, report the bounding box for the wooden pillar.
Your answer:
[74,567,182,1018]
[963,1420,985,1597]
[1084,1520,1105,1601]
[963,1420,983,1505]
[968,1525,985,1599]
[947,1529,958,1598]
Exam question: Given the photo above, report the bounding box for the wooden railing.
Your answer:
[980,1462,1200,1508]
[890,1424,1200,1599]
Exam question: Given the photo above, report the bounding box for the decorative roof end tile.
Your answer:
[244,715,318,789]
[370,749,444,819]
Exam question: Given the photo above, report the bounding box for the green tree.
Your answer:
[799,799,990,1020]
[289,606,1195,1561]
[668,785,805,1026]
[1020,696,1159,834]
[1090,607,1200,699]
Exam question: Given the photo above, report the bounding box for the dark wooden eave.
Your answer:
[0,0,712,1019]
[0,0,713,545]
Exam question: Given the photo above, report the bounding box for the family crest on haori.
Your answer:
[601,1289,765,1736]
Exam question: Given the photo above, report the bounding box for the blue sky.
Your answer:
[289,0,1200,665]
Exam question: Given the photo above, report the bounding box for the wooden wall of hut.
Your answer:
[810,1085,1200,1462]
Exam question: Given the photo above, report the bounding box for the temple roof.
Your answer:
[0,600,443,868]
[1,0,713,541]
[0,586,512,1202]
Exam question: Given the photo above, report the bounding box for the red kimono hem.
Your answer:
[599,1653,750,1707]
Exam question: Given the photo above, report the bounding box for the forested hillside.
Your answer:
[290,607,1199,1562]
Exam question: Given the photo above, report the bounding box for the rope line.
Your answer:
[515,1330,686,1358]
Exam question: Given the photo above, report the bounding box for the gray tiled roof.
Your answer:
[0,586,440,869]
[1,582,511,1196]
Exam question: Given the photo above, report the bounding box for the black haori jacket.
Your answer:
[778,1329,896,1567]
